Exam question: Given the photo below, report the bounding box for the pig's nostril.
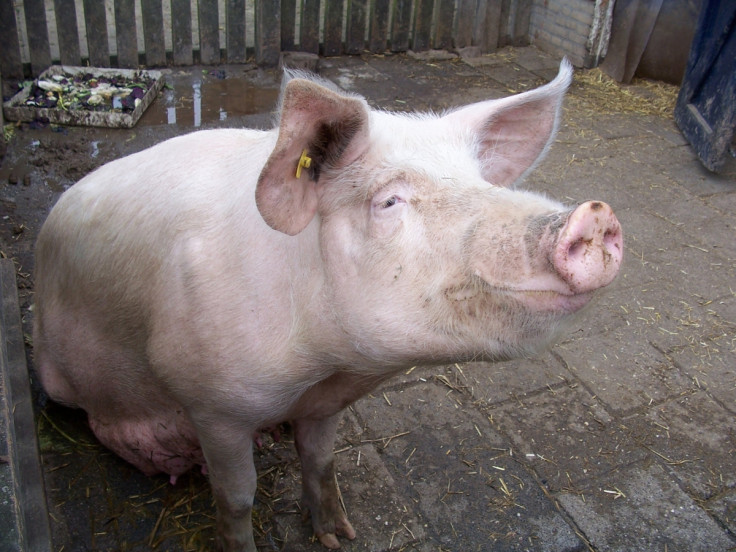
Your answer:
[567,238,588,260]
[604,229,619,250]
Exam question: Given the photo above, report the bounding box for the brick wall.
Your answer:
[529,0,597,67]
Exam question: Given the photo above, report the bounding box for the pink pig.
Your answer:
[33,61,622,551]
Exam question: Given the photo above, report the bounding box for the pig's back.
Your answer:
[35,128,272,303]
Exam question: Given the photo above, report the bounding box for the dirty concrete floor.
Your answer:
[1,46,735,551]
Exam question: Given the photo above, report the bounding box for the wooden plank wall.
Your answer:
[0,0,526,79]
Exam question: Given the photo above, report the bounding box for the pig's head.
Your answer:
[256,61,623,365]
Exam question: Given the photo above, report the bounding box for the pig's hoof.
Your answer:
[316,517,355,549]
[318,532,341,549]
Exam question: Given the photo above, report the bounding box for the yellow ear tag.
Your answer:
[295,149,312,179]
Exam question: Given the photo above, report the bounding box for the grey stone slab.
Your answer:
[476,63,546,92]
[453,353,574,407]
[626,391,736,500]
[489,384,644,492]
[361,53,512,110]
[667,153,736,196]
[556,462,736,552]
[615,261,736,354]
[708,489,736,537]
[353,382,584,551]
[666,337,736,409]
[555,328,695,416]
[636,115,690,147]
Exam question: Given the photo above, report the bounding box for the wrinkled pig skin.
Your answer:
[33,60,622,551]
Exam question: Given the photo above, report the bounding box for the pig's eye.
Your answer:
[381,196,400,209]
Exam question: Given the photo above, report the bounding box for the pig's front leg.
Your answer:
[198,422,258,552]
[293,414,356,549]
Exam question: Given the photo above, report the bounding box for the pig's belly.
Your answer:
[88,408,205,478]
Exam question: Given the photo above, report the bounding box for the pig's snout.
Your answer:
[553,201,623,294]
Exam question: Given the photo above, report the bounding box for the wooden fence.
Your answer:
[0,0,530,80]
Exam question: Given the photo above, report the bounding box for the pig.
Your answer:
[33,60,622,551]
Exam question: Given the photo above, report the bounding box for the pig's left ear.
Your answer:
[445,59,573,188]
[256,78,371,235]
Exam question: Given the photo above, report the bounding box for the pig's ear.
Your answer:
[256,78,370,235]
[445,59,573,188]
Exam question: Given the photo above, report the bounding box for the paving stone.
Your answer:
[663,340,736,415]
[707,489,736,536]
[625,391,736,500]
[452,353,573,406]
[554,326,696,416]
[489,385,645,492]
[556,462,736,552]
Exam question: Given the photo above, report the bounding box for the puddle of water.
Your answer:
[139,70,280,127]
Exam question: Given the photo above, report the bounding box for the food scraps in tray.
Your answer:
[21,71,157,113]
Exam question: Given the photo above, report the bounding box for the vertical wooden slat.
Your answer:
[345,0,367,54]
[390,0,412,52]
[476,0,502,53]
[281,0,296,51]
[114,0,138,68]
[226,0,247,62]
[0,0,25,78]
[83,0,110,66]
[255,0,281,66]
[300,0,320,54]
[512,0,532,45]
[54,0,80,64]
[171,0,193,65]
[412,0,433,51]
[142,0,166,66]
[0,260,53,552]
[455,0,475,48]
[368,0,390,53]
[24,0,52,74]
[198,0,220,63]
[434,0,454,50]
[323,0,343,56]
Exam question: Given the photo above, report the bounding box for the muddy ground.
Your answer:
[1,46,735,551]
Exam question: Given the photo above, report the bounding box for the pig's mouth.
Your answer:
[506,288,594,313]
[445,279,595,315]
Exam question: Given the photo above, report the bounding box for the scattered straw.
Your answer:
[571,68,679,117]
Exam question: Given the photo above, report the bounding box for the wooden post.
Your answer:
[199,0,221,64]
[255,0,281,66]
[142,0,166,66]
[323,0,344,56]
[83,0,110,67]
[226,0,247,63]
[115,0,139,68]
[346,0,368,54]
[24,0,52,74]
[171,0,194,65]
[0,0,24,78]
[54,0,81,65]
[300,0,320,54]
[368,0,390,52]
